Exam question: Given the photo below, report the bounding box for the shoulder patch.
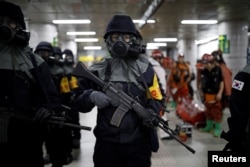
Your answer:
[147,74,163,100]
[232,79,244,91]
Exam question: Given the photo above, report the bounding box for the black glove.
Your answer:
[89,91,116,109]
[33,107,52,123]
[143,109,157,128]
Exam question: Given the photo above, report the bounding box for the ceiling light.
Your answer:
[133,20,155,24]
[154,38,178,42]
[84,46,102,50]
[195,36,218,45]
[181,20,218,24]
[147,43,167,47]
[146,20,156,23]
[146,46,159,50]
[52,19,91,24]
[133,20,146,24]
[75,38,98,42]
[67,31,96,35]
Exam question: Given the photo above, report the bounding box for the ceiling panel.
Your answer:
[8,0,250,51]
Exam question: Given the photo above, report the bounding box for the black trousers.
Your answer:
[0,118,45,167]
[45,125,73,166]
[93,140,152,167]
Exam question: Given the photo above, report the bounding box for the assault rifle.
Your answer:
[0,107,92,131]
[47,115,92,131]
[72,62,195,154]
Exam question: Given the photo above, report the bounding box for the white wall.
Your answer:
[197,40,219,59]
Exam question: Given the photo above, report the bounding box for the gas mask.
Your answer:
[54,54,64,66]
[0,16,29,46]
[36,50,54,66]
[106,33,146,59]
[63,54,74,66]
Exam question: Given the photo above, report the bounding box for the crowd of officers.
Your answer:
[0,1,83,166]
[0,1,249,167]
[0,1,164,167]
[34,42,81,165]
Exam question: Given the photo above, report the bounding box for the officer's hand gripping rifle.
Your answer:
[48,104,92,131]
[72,62,195,154]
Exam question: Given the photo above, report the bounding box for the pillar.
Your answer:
[28,23,58,50]
[218,20,248,77]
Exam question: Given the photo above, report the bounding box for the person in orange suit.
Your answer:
[167,54,191,104]
[211,50,232,110]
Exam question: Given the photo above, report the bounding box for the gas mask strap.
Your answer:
[104,58,112,82]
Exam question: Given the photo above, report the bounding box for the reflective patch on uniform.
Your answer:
[69,76,79,89]
[60,76,71,93]
[147,74,163,100]
[232,79,244,91]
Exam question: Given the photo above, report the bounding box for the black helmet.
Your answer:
[103,15,138,39]
[35,41,53,53]
[0,1,26,30]
[34,41,54,63]
[53,46,64,66]
[53,46,62,57]
[62,49,74,57]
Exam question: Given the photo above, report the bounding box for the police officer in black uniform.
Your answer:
[0,1,61,167]
[53,46,64,67]
[74,15,164,167]
[35,42,65,93]
[221,64,250,159]
[35,42,74,166]
[62,49,82,149]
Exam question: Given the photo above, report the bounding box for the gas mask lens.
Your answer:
[8,18,18,29]
[111,33,132,43]
[108,33,131,58]
[37,50,53,61]
[0,17,20,42]
[65,55,74,63]
[0,17,18,29]
[107,33,145,59]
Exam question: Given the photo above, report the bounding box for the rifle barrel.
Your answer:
[157,121,196,154]
[47,120,92,131]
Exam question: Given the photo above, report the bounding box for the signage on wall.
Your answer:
[218,35,230,53]
[52,37,58,47]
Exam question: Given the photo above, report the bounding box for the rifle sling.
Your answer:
[104,60,128,127]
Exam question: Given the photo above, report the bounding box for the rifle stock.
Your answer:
[72,62,195,154]
[72,61,105,87]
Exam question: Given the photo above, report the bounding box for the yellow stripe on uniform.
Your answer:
[147,74,163,100]
[60,76,71,93]
[69,76,79,89]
